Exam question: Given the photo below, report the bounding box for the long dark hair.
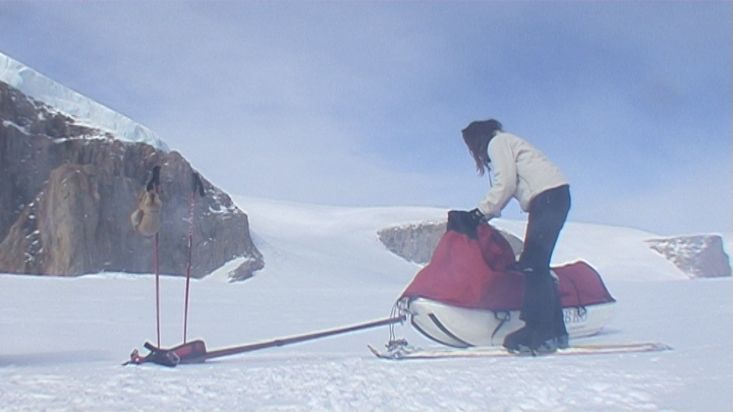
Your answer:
[461,119,503,175]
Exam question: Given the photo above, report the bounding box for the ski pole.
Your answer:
[154,233,160,347]
[149,166,162,348]
[183,172,205,343]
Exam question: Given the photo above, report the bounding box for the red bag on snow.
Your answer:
[400,221,615,311]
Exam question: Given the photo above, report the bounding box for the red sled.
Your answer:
[399,222,616,348]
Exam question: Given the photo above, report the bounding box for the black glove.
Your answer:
[447,209,484,239]
[469,208,485,224]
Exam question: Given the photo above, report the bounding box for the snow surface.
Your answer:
[1,197,731,411]
[0,51,168,151]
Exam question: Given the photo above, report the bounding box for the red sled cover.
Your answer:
[400,221,615,311]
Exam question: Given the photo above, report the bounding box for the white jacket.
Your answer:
[478,132,568,217]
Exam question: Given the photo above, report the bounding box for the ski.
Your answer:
[368,341,672,360]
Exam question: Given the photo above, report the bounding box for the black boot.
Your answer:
[504,269,565,355]
[503,324,534,354]
[502,322,559,355]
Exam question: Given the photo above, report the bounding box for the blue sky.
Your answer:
[0,1,730,235]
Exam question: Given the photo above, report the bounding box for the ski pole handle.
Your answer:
[192,172,205,197]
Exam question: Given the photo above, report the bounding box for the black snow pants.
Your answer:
[517,184,571,330]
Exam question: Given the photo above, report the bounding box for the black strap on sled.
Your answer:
[426,313,472,348]
[491,311,511,342]
[564,274,590,322]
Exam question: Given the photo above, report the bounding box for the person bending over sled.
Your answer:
[460,119,571,355]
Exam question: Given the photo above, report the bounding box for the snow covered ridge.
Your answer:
[0,51,168,151]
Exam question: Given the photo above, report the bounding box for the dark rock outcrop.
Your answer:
[647,235,731,278]
[0,81,263,279]
[378,221,446,265]
[378,220,523,265]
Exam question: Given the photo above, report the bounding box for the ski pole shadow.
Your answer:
[0,350,110,367]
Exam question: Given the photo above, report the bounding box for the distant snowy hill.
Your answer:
[234,197,694,283]
[0,51,167,150]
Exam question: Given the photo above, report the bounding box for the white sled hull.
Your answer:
[408,298,616,348]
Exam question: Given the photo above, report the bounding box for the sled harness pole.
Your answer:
[126,315,406,367]
[183,172,205,343]
[201,315,406,361]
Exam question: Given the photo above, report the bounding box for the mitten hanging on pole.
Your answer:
[130,166,162,237]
